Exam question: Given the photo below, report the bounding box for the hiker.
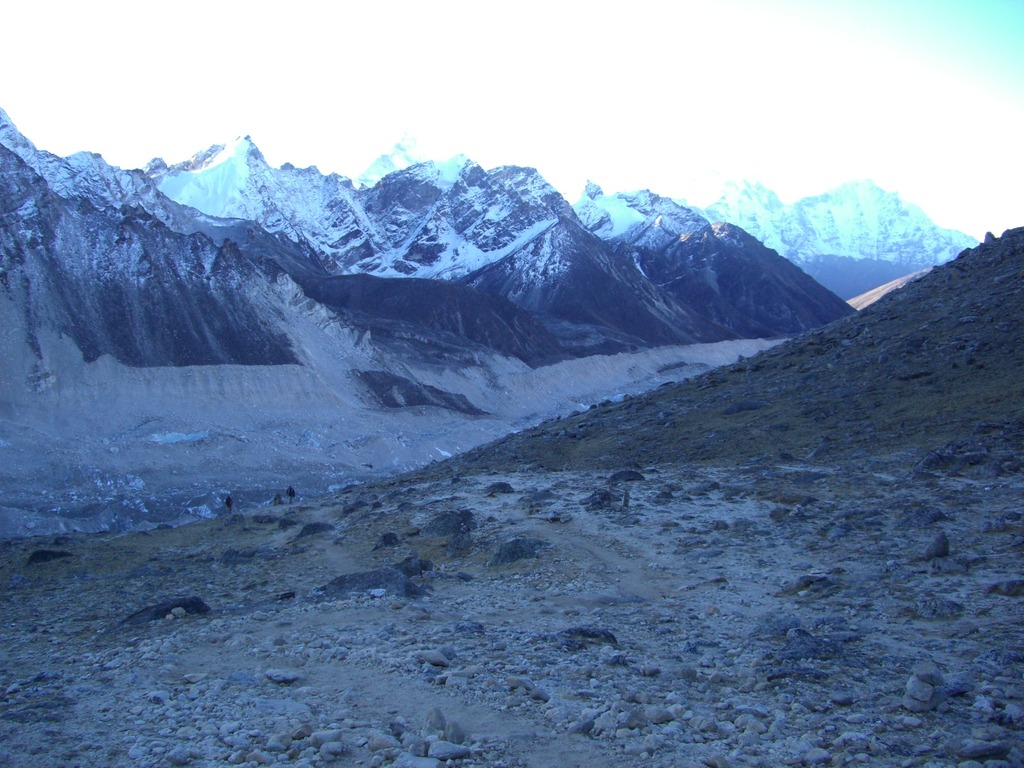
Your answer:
[224,494,233,513]
[287,485,296,503]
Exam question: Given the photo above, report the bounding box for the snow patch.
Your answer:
[156,140,253,217]
[588,194,646,238]
[187,504,216,520]
[149,431,211,445]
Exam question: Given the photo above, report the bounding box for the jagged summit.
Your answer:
[703,179,978,297]
[357,133,429,188]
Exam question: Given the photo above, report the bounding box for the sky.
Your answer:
[2,0,1022,240]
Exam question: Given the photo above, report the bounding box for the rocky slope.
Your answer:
[447,227,1023,474]
[2,230,1020,768]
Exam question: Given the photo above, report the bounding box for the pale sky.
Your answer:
[2,0,1021,239]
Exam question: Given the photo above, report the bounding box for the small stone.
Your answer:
[804,747,831,765]
[266,733,292,752]
[924,530,950,559]
[912,660,944,686]
[485,481,515,496]
[424,707,447,734]
[648,707,675,725]
[245,751,274,766]
[418,650,450,667]
[319,741,346,759]
[703,757,730,768]
[902,694,938,713]
[366,732,401,751]
[427,740,471,760]
[310,730,346,748]
[166,747,192,765]
[569,718,595,735]
[443,719,468,745]
[957,740,1012,760]
[908,678,936,703]
[391,754,441,768]
[505,676,535,692]
[987,580,1024,597]
[265,668,301,685]
[622,709,649,730]
[944,671,975,697]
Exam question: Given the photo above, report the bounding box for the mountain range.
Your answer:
[702,179,978,298]
[0,107,976,534]
[144,135,855,350]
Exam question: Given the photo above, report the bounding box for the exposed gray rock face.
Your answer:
[0,143,299,367]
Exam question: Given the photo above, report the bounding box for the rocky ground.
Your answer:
[1,455,1022,768]
[1,230,1022,767]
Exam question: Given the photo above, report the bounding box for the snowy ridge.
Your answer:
[573,184,709,246]
[150,140,570,281]
[357,134,427,188]
[152,136,375,272]
[0,108,239,242]
[703,179,977,268]
[369,217,558,280]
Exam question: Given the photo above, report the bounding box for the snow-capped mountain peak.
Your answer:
[704,178,976,266]
[357,134,429,188]
[573,186,709,245]
[153,136,270,219]
[702,178,978,297]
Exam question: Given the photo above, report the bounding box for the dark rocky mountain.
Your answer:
[0,143,298,368]
[0,114,569,370]
[462,216,737,352]
[625,222,856,338]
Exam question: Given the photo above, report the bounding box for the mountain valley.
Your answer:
[1,227,1021,768]
[0,111,866,535]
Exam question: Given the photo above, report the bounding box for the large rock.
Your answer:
[319,568,426,598]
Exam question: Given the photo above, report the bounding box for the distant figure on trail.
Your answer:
[224,494,233,513]
[287,486,296,503]
[273,492,283,506]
